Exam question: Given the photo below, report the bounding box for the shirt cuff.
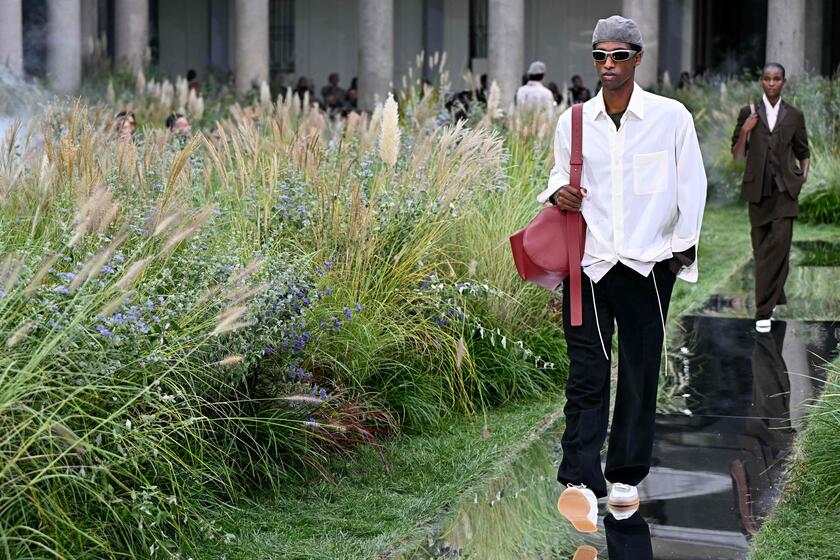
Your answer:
[670,235,697,254]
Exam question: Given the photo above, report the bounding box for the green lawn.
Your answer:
[203,395,564,560]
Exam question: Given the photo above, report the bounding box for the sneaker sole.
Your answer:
[608,504,639,520]
[607,497,640,508]
[557,489,598,533]
[572,545,598,560]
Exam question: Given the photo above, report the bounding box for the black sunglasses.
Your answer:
[592,49,639,63]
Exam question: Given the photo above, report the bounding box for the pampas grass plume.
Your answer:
[379,92,400,167]
[213,355,245,367]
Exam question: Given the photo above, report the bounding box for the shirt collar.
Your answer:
[763,93,782,112]
[591,82,645,121]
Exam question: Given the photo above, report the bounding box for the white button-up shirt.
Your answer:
[537,82,707,283]
[763,93,780,131]
[516,81,556,112]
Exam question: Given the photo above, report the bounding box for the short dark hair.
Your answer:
[166,113,184,129]
[187,69,197,81]
[528,73,545,81]
[763,62,786,79]
[571,75,581,81]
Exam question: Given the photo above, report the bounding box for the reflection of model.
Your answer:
[730,322,795,535]
[731,64,810,333]
[605,511,653,560]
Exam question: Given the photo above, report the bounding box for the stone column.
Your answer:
[115,0,148,73]
[804,0,822,74]
[766,0,806,77]
[488,0,523,110]
[622,0,659,87]
[680,0,694,76]
[81,0,99,62]
[234,0,269,95]
[358,0,394,112]
[0,0,23,77]
[47,0,82,93]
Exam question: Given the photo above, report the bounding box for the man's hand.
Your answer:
[741,113,759,134]
[549,185,587,211]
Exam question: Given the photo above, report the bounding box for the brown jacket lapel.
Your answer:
[775,100,789,129]
[756,100,769,131]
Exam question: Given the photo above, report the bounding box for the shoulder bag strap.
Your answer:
[567,104,584,326]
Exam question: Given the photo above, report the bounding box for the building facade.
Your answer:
[0,0,835,110]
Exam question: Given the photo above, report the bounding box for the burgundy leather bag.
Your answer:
[509,103,587,326]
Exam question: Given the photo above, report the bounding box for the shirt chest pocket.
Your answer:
[632,151,668,195]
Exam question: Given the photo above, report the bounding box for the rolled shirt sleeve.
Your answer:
[671,108,707,282]
[537,110,572,204]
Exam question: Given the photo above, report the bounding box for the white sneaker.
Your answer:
[607,483,640,520]
[557,483,598,533]
[756,319,771,333]
[608,483,639,506]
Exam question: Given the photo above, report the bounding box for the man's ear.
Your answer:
[635,51,644,68]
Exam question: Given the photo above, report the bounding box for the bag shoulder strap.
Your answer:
[569,104,584,190]
[567,103,585,326]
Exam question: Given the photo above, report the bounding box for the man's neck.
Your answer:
[602,79,635,114]
[764,94,781,107]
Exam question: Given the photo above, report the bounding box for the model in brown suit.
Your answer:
[731,63,810,331]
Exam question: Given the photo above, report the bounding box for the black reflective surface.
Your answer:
[399,314,840,560]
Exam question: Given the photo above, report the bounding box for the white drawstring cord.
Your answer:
[651,271,670,378]
[589,276,610,361]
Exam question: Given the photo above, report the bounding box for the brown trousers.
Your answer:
[751,217,793,320]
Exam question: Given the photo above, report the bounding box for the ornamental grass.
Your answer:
[0,64,565,558]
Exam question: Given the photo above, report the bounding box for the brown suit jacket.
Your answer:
[731,100,810,203]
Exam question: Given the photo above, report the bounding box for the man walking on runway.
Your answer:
[539,15,707,532]
[731,63,810,333]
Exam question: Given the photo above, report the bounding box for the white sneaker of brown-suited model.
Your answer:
[557,483,598,533]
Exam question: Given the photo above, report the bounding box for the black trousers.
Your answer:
[751,217,793,320]
[557,261,676,498]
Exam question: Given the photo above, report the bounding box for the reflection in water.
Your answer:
[604,512,653,560]
[732,321,794,535]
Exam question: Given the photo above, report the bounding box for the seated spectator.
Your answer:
[292,76,313,108]
[577,87,591,102]
[187,69,201,93]
[343,77,358,112]
[677,71,692,90]
[321,73,346,111]
[113,111,136,139]
[165,113,191,136]
[445,89,472,122]
[568,75,591,104]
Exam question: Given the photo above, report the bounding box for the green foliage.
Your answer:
[0,66,568,558]
[752,364,840,559]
